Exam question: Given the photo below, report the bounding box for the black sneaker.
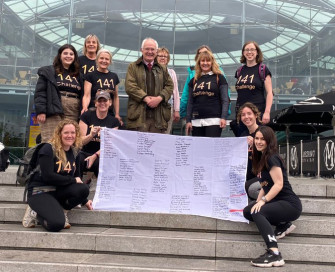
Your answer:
[251,249,285,267]
[275,222,296,239]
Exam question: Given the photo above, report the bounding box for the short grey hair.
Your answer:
[96,48,112,64]
[141,37,158,50]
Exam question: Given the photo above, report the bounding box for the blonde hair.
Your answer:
[194,51,221,81]
[49,119,82,169]
[157,47,170,64]
[83,34,101,56]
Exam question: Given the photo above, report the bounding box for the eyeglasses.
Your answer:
[157,55,168,58]
[244,48,257,52]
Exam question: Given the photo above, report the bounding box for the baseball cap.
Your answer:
[95,91,110,100]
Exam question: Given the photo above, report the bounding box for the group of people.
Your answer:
[23,35,301,268]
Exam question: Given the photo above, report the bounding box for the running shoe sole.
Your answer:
[276,224,296,239]
[251,259,285,267]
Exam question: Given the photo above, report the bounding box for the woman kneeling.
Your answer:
[22,119,93,232]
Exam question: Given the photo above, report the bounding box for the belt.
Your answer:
[60,91,79,99]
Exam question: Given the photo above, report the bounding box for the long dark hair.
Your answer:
[53,44,80,76]
[252,126,279,174]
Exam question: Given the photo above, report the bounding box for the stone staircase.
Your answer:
[0,166,335,271]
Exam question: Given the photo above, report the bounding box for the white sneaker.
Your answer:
[64,210,71,229]
[22,205,37,228]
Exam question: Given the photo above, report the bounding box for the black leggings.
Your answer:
[28,183,89,232]
[192,125,222,137]
[243,200,301,249]
[79,151,99,178]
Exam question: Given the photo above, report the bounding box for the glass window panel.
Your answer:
[2,0,335,145]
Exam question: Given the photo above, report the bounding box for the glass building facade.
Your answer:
[1,0,335,157]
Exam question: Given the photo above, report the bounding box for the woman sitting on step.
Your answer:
[243,126,302,268]
[22,119,93,232]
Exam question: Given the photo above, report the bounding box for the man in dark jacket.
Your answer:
[125,37,173,133]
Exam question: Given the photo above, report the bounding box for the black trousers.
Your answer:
[243,200,301,249]
[79,151,99,178]
[0,148,9,171]
[28,183,89,232]
[192,125,222,137]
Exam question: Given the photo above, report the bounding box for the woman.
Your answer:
[180,45,231,121]
[82,49,122,124]
[234,41,273,136]
[22,119,93,232]
[79,34,101,75]
[236,102,261,200]
[186,51,229,137]
[156,47,180,134]
[34,44,83,143]
[243,126,302,267]
[79,91,120,179]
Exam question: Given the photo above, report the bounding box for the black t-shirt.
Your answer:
[29,143,79,190]
[56,69,82,95]
[80,110,120,154]
[79,55,96,76]
[259,154,302,211]
[188,74,226,120]
[235,63,271,113]
[85,70,120,108]
[240,129,257,181]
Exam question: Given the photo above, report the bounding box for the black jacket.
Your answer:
[34,65,84,117]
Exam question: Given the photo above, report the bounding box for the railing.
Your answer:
[279,136,335,178]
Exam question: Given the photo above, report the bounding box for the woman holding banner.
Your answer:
[243,126,302,267]
[79,91,120,180]
[22,119,92,232]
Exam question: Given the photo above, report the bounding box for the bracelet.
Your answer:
[95,152,99,157]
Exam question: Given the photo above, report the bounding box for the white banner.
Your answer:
[93,129,249,223]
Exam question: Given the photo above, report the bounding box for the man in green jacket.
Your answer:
[125,37,173,133]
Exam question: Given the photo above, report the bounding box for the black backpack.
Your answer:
[16,143,47,187]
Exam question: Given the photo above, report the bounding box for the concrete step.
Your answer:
[2,172,335,199]
[0,224,334,264]
[0,186,96,203]
[1,250,334,272]
[1,189,335,215]
[1,203,335,237]
[1,169,335,270]
[0,166,18,185]
[290,177,335,198]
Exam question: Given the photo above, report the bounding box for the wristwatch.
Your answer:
[261,196,268,203]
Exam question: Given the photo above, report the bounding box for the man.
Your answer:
[125,37,173,133]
